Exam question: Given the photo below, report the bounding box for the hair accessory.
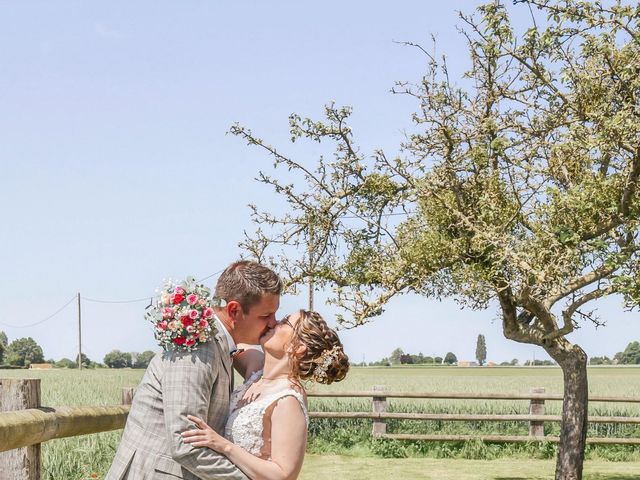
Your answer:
[312,345,342,382]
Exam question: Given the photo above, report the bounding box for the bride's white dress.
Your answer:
[224,370,309,457]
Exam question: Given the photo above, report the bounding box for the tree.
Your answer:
[399,353,414,364]
[510,358,519,366]
[104,350,132,369]
[444,352,458,365]
[235,2,640,477]
[525,359,555,366]
[389,348,404,365]
[614,341,640,364]
[76,353,94,368]
[589,356,612,365]
[56,358,77,369]
[476,334,487,366]
[134,350,156,369]
[0,331,7,364]
[6,337,44,366]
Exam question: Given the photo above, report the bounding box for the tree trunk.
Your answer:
[546,342,589,480]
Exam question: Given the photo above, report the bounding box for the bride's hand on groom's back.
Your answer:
[182,415,231,453]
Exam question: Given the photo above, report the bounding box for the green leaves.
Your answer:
[235,0,640,329]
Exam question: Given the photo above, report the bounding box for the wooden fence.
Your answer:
[2,379,640,479]
[310,385,640,445]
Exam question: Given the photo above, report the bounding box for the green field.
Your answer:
[2,366,639,479]
[300,455,640,480]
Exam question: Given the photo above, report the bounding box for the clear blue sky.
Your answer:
[1,1,637,365]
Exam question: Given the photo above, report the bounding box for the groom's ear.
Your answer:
[226,300,242,326]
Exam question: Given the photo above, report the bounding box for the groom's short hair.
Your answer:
[215,260,282,312]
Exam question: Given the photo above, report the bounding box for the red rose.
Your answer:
[181,316,194,328]
[171,293,185,304]
[173,336,186,345]
[185,337,196,347]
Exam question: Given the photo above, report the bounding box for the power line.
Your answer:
[0,295,76,329]
[82,268,226,305]
[0,269,227,331]
[83,296,151,304]
[197,268,225,283]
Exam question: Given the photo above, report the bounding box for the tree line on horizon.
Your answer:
[2,331,640,369]
[0,331,156,369]
[359,333,640,367]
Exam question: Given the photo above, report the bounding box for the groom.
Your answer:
[106,260,282,480]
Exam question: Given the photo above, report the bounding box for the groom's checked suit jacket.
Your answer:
[105,329,248,480]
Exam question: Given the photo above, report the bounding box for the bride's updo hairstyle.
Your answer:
[288,310,349,385]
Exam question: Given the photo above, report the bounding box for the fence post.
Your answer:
[0,378,42,480]
[529,387,545,437]
[372,385,387,438]
[121,387,136,406]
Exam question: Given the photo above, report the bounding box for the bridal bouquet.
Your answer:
[146,276,218,351]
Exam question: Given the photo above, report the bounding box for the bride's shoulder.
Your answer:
[288,382,307,402]
[269,391,309,427]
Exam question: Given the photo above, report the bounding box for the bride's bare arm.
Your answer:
[232,345,265,380]
[182,396,307,480]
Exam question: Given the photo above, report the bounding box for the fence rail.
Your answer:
[309,385,640,445]
[2,379,640,479]
[0,405,130,452]
[308,391,640,402]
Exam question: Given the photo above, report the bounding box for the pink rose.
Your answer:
[157,320,168,331]
[162,307,174,319]
[174,286,185,295]
[199,319,208,329]
[185,337,196,347]
[189,309,200,320]
[203,307,214,319]
[187,294,198,305]
[186,325,194,333]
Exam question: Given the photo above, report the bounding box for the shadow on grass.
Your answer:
[495,477,640,480]
[586,477,640,480]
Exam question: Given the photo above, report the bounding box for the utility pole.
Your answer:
[77,292,82,370]
[308,228,315,311]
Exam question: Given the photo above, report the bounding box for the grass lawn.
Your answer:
[300,456,640,480]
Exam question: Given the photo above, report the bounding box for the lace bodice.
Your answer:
[224,370,308,457]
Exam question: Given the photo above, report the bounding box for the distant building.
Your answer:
[29,363,53,370]
[457,361,479,367]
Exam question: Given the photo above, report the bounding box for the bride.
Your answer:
[181,309,349,480]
